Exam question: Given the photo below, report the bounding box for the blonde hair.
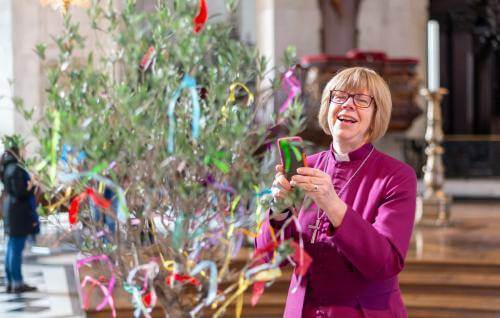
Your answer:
[318,67,392,142]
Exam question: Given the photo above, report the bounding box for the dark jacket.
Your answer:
[1,152,38,236]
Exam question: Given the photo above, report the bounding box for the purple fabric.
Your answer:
[255,143,417,318]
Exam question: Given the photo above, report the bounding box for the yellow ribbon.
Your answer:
[151,222,176,272]
[218,195,241,281]
[253,267,282,282]
[98,181,105,194]
[213,274,250,318]
[45,187,73,213]
[222,82,254,119]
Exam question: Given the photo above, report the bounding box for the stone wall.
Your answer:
[358,0,429,142]
[2,0,428,156]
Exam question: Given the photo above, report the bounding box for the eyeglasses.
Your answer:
[329,90,374,108]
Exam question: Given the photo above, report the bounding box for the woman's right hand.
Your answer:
[271,164,293,202]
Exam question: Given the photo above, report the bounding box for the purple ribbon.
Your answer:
[279,68,301,113]
[201,174,236,194]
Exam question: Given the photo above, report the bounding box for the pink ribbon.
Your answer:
[76,255,116,317]
[279,68,301,113]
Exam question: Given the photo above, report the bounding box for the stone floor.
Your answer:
[0,262,81,318]
[0,215,83,318]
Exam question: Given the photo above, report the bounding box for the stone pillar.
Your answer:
[0,0,15,153]
[11,0,43,154]
[255,0,275,123]
[256,0,275,71]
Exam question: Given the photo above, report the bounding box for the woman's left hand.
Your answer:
[290,167,347,227]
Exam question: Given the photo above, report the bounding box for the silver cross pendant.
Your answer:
[308,218,321,244]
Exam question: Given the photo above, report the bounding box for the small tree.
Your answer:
[22,0,305,317]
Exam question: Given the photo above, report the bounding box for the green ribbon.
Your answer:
[203,151,230,174]
[50,110,61,185]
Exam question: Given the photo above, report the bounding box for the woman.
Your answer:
[256,67,417,317]
[1,145,38,293]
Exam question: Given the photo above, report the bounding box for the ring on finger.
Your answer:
[313,184,319,192]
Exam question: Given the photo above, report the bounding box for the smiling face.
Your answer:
[327,88,375,150]
[318,67,392,151]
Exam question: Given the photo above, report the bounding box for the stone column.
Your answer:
[0,0,15,153]
[255,0,275,123]
[11,0,44,154]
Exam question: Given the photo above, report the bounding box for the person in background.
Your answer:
[1,142,39,293]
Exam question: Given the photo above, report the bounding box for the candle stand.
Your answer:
[416,87,452,226]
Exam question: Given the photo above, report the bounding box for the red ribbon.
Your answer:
[142,292,152,307]
[251,281,265,306]
[290,241,312,276]
[139,46,155,71]
[193,0,208,33]
[250,240,312,305]
[69,188,111,225]
[253,241,279,259]
[165,273,201,286]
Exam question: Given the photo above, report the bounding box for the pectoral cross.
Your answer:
[308,218,321,244]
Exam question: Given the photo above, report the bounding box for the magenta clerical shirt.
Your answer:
[255,143,417,317]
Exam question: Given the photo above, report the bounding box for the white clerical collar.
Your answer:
[333,151,350,162]
[330,143,374,162]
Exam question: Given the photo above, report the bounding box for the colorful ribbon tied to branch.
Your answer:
[33,109,61,181]
[165,273,201,287]
[251,267,282,306]
[201,173,236,193]
[69,187,111,225]
[189,260,217,306]
[222,82,254,119]
[61,144,86,165]
[290,240,312,276]
[279,68,301,113]
[193,0,208,33]
[76,254,116,317]
[167,74,201,153]
[139,46,156,72]
[125,262,159,318]
[203,152,230,174]
[50,109,61,185]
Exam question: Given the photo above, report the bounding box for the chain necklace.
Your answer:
[308,146,375,244]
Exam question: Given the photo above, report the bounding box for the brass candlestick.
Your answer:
[416,87,452,226]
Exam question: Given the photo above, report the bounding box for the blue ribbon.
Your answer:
[189,260,218,306]
[255,188,272,197]
[167,75,201,153]
[61,144,86,164]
